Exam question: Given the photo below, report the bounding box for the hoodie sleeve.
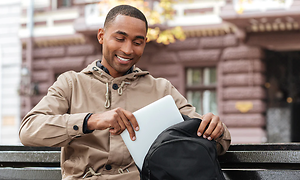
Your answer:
[166,81,231,155]
[19,72,88,147]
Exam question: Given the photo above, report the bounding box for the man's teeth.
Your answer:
[117,55,130,61]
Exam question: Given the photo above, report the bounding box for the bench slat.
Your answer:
[1,168,298,180]
[1,144,299,179]
[0,151,60,168]
[227,143,300,151]
[223,170,300,180]
[0,168,61,180]
[219,150,300,163]
[0,151,60,163]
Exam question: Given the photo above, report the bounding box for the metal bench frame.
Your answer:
[1,144,300,180]
[219,143,300,180]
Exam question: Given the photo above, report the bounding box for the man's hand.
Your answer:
[197,112,224,141]
[87,108,139,141]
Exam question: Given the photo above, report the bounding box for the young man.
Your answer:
[19,5,231,180]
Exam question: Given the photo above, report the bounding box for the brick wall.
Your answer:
[23,32,267,144]
[138,34,267,143]
[221,45,266,143]
[21,36,102,117]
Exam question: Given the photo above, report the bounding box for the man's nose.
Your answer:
[120,41,133,55]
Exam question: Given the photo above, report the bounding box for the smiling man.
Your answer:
[19,5,231,180]
[99,14,147,78]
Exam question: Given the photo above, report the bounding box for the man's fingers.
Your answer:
[198,113,223,140]
[98,108,138,141]
[123,109,139,131]
[108,118,121,134]
[209,121,223,140]
[115,114,126,133]
[201,120,217,139]
[117,108,138,141]
[197,113,213,136]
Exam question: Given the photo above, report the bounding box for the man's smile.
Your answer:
[116,55,132,62]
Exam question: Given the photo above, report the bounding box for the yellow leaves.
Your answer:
[148,26,185,45]
[171,26,186,41]
[147,27,160,42]
[99,0,161,24]
[148,10,161,25]
[236,7,244,14]
[236,0,254,14]
[159,0,174,20]
[157,30,176,45]
[98,0,188,44]
[236,0,248,14]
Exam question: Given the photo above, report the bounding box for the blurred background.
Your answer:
[0,0,300,145]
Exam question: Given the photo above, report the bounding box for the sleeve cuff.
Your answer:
[66,113,88,138]
[83,113,94,134]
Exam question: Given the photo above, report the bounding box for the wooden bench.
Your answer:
[219,143,300,180]
[1,144,300,180]
[0,146,61,180]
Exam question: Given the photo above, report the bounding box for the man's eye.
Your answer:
[116,38,124,41]
[134,42,142,46]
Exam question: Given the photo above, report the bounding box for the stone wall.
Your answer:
[21,35,102,117]
[138,34,267,143]
[22,32,267,144]
[221,45,266,143]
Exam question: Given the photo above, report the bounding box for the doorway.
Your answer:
[264,50,300,142]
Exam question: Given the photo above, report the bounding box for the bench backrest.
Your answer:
[0,146,61,180]
[219,143,300,180]
[1,144,300,180]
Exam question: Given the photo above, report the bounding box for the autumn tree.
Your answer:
[98,0,187,45]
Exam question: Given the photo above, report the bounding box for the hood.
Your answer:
[81,60,149,82]
[81,60,150,109]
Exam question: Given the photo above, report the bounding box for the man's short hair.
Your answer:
[104,5,148,32]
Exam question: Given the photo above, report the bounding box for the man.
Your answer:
[19,5,231,180]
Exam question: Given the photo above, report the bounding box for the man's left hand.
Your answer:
[197,112,224,141]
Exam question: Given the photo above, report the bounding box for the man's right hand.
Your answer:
[87,108,139,141]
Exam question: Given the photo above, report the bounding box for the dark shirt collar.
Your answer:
[96,60,133,76]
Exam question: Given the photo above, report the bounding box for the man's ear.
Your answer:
[97,28,104,44]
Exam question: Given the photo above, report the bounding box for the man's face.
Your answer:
[97,15,147,78]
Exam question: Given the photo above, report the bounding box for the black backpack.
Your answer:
[140,115,226,180]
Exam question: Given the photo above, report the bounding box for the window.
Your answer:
[52,0,72,9]
[58,0,72,8]
[186,67,217,115]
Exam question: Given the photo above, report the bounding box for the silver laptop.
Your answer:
[120,95,184,169]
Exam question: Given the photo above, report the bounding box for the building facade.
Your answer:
[0,0,22,145]
[19,0,300,144]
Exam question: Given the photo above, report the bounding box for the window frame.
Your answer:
[52,0,73,10]
[185,66,218,115]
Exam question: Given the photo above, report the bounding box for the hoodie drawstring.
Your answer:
[83,167,102,179]
[104,81,131,109]
[104,82,110,109]
[83,164,131,179]
[118,160,134,174]
[118,81,131,95]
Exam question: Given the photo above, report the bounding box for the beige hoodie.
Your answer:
[19,60,231,180]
